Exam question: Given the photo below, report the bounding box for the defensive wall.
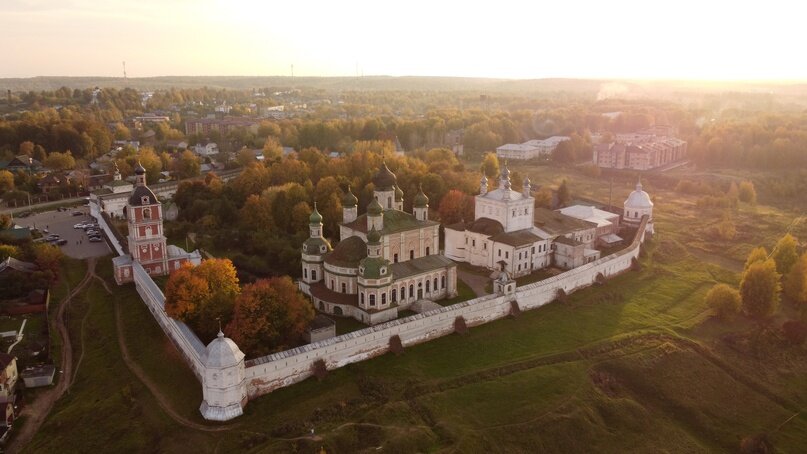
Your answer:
[100,208,647,420]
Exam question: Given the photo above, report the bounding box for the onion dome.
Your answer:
[372,161,397,190]
[413,184,429,208]
[303,236,332,255]
[367,197,383,216]
[134,161,146,175]
[342,185,358,207]
[309,202,323,225]
[204,330,245,368]
[367,226,381,244]
[394,185,404,202]
[624,179,653,208]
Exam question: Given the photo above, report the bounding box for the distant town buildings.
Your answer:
[593,126,687,170]
[496,136,570,160]
[185,117,260,136]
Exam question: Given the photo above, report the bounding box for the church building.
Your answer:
[299,162,457,325]
[113,163,201,284]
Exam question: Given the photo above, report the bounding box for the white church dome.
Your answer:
[205,330,245,368]
[624,181,653,209]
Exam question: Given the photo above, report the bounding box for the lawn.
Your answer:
[26,164,807,453]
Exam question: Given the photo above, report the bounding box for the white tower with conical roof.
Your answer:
[199,329,248,421]
[623,178,654,234]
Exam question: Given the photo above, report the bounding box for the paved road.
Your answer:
[13,208,111,260]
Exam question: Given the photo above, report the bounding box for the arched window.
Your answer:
[143,208,151,219]
[370,294,376,306]
[304,268,308,279]
[381,293,386,305]
[311,270,317,281]
[409,284,414,297]
[425,246,430,255]
[360,293,365,304]
[410,250,414,260]
[433,278,437,291]
[394,253,398,263]
[330,279,334,290]
[426,280,430,293]
[441,275,446,289]
[341,282,346,293]
[392,288,397,302]
[400,286,405,300]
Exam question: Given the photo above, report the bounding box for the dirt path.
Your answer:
[88,270,236,433]
[8,258,96,453]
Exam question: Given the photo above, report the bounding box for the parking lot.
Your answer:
[14,208,112,259]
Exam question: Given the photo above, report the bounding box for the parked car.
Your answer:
[46,234,60,241]
[56,239,68,246]
[73,223,86,229]
[72,211,83,216]
[88,237,103,243]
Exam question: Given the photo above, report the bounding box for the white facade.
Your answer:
[623,180,654,234]
[496,136,570,160]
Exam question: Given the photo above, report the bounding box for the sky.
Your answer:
[2,0,806,81]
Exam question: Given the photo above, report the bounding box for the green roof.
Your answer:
[342,209,438,235]
[359,256,390,279]
[325,236,367,267]
[389,255,456,280]
[303,237,331,255]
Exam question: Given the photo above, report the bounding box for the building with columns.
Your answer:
[299,162,457,325]
[113,163,201,284]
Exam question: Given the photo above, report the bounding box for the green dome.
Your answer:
[367,197,383,216]
[342,185,358,207]
[367,227,381,244]
[359,256,390,279]
[372,161,397,190]
[394,185,404,202]
[309,203,323,224]
[303,237,332,255]
[413,184,429,208]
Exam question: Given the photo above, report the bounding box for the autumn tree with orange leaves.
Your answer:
[226,276,314,357]
[438,190,474,225]
[165,258,240,342]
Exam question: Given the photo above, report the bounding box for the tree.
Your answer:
[32,243,63,280]
[262,137,283,162]
[19,141,34,156]
[0,170,14,193]
[557,179,571,207]
[0,244,20,261]
[705,283,741,319]
[771,234,799,276]
[164,258,240,342]
[783,253,807,306]
[226,277,314,357]
[744,247,768,270]
[173,150,201,179]
[237,148,257,167]
[534,186,553,209]
[740,259,781,322]
[43,151,76,171]
[438,190,474,225]
[480,152,499,179]
[738,181,757,204]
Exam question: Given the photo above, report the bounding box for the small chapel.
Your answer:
[112,163,201,284]
[299,161,457,325]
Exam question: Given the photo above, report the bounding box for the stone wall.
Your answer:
[243,216,647,399]
[131,262,207,381]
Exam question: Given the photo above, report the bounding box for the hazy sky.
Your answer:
[3,0,806,80]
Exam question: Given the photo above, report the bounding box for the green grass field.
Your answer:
[26,164,807,453]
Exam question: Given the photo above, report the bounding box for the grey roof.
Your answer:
[533,208,596,235]
[389,255,455,280]
[325,236,366,267]
[490,229,542,247]
[0,257,38,273]
[204,331,245,368]
[128,184,159,206]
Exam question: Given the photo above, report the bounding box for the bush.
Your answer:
[739,433,773,454]
[389,335,404,355]
[782,320,807,346]
[311,359,328,381]
[595,273,606,285]
[554,288,567,303]
[454,316,468,335]
[705,284,741,319]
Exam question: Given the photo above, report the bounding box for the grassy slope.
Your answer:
[27,164,807,453]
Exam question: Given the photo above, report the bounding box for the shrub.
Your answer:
[509,300,521,318]
[389,335,404,355]
[595,273,606,285]
[782,320,807,346]
[705,284,741,319]
[555,288,567,303]
[311,359,328,381]
[739,433,773,454]
[454,316,468,335]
